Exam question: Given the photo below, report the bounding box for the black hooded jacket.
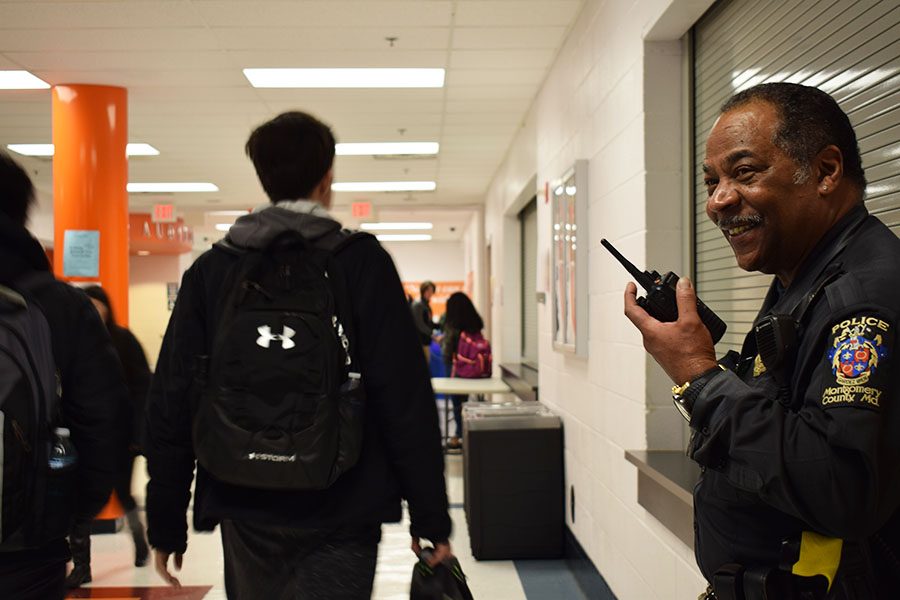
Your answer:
[0,215,126,563]
[145,204,452,554]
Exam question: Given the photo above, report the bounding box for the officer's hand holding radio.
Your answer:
[623,276,718,384]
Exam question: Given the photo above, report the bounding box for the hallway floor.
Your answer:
[65,455,592,599]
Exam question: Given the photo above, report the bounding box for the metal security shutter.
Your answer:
[520,198,538,364]
[692,0,900,353]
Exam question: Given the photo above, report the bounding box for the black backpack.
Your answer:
[0,273,71,551]
[193,230,367,491]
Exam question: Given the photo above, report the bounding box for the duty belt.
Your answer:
[698,564,827,600]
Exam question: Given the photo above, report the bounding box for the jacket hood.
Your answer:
[0,213,51,282]
[224,202,342,250]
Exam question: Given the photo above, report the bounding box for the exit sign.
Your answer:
[351,202,372,218]
[152,204,176,223]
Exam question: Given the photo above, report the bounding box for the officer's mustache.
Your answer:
[717,214,763,231]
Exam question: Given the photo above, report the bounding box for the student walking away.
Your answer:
[622,83,900,599]
[442,292,491,450]
[146,111,453,599]
[0,151,125,600]
[65,285,152,588]
[411,281,437,362]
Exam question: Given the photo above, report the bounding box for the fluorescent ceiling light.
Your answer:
[128,182,218,193]
[208,210,249,217]
[376,234,432,242]
[336,142,439,156]
[243,68,445,88]
[7,144,54,156]
[332,181,436,193]
[360,222,433,231]
[7,143,159,157]
[214,223,232,232]
[136,250,151,256]
[126,143,160,156]
[0,70,50,90]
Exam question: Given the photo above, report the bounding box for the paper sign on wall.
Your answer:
[63,230,100,278]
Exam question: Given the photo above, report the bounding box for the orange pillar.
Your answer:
[52,84,129,326]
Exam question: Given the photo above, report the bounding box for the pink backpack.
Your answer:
[453,331,492,379]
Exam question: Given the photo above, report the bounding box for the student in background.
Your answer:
[411,281,437,361]
[64,286,152,588]
[442,292,490,450]
[0,151,124,599]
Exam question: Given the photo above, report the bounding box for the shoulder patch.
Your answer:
[822,315,892,410]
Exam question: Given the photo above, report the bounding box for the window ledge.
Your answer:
[625,450,700,548]
[499,363,539,402]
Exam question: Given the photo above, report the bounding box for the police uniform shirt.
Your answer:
[686,204,900,584]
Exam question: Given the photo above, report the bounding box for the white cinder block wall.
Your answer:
[483,1,716,598]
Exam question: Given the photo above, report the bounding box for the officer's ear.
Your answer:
[815,145,843,197]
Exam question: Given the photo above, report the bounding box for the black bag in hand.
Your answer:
[410,550,475,600]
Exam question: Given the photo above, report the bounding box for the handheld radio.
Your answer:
[601,238,727,344]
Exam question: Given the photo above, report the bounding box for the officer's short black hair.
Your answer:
[721,82,867,193]
[0,151,36,225]
[245,111,336,203]
[420,281,436,297]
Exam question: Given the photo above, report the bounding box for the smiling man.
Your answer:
[624,83,900,599]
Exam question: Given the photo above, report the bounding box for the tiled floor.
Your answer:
[68,455,532,600]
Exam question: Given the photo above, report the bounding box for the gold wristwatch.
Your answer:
[672,365,725,422]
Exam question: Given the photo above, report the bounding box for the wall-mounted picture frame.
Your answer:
[551,160,589,356]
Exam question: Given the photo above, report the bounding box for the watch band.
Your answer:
[672,365,725,422]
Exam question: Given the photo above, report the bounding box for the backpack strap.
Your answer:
[315,230,376,254]
[8,270,57,299]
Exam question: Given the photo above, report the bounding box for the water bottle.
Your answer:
[45,427,78,538]
[48,427,78,472]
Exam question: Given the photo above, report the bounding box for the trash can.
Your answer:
[463,401,563,560]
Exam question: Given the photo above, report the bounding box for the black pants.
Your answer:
[113,454,138,512]
[450,395,465,438]
[0,558,66,600]
[221,520,381,600]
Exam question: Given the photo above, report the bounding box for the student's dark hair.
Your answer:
[420,280,436,297]
[444,292,483,333]
[0,151,36,225]
[83,284,115,328]
[245,111,336,202]
[721,82,866,192]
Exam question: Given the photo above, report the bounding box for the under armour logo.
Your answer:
[257,325,296,349]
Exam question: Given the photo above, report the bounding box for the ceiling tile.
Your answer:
[212,27,451,51]
[233,49,447,69]
[452,26,567,49]
[193,1,453,28]
[31,69,249,87]
[449,49,555,70]
[447,69,545,86]
[0,28,221,52]
[444,85,537,100]
[0,2,205,29]
[6,51,233,71]
[454,1,582,27]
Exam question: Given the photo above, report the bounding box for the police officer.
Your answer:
[623,83,900,599]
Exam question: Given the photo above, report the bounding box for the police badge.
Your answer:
[822,315,892,410]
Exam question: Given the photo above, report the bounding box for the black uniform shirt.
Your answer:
[687,205,900,581]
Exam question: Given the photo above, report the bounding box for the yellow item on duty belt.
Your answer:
[791,530,843,590]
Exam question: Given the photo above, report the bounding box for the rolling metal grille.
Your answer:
[692,0,900,353]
